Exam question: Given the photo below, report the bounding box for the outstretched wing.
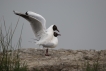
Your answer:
[26,11,46,30]
[13,11,46,40]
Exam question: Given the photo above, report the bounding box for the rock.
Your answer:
[18,48,106,71]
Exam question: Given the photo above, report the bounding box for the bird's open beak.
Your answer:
[58,33,61,36]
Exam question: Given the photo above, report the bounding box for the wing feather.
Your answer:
[13,11,46,40]
[27,11,46,30]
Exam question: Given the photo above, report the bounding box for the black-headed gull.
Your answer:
[13,11,60,56]
[30,31,61,56]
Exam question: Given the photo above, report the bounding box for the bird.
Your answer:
[13,11,60,56]
[42,32,61,56]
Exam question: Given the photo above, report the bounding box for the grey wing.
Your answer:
[13,11,46,40]
[26,11,46,30]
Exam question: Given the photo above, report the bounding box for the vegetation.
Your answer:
[0,18,28,71]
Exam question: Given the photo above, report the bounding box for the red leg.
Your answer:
[45,48,50,56]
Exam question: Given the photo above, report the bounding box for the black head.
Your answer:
[53,25,59,32]
[54,32,61,37]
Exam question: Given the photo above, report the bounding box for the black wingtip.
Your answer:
[25,11,28,15]
[13,10,18,15]
[13,10,15,14]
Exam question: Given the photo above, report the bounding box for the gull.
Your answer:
[13,11,60,56]
[42,31,61,56]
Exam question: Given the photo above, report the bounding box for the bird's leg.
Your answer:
[45,48,50,56]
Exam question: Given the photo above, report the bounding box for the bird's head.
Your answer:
[52,25,59,32]
[53,32,61,37]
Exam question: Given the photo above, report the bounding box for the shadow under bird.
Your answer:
[13,11,61,56]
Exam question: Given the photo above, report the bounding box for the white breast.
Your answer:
[36,27,54,45]
[50,37,58,48]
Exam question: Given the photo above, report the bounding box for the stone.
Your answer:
[17,48,106,71]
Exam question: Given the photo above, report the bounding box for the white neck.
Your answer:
[47,25,54,32]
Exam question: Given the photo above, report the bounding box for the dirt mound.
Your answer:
[19,48,106,71]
